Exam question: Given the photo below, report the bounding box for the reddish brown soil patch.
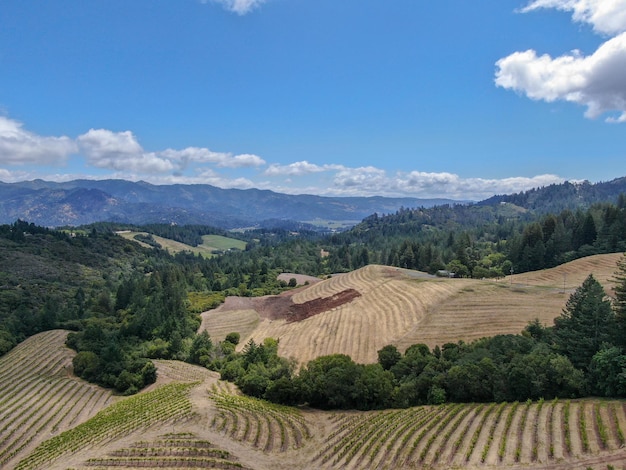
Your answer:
[218,288,361,323]
[283,288,361,322]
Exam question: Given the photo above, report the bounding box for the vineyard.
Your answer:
[313,399,626,469]
[3,254,626,469]
[15,381,195,469]
[0,330,115,469]
[1,329,626,469]
[209,388,312,453]
[81,432,249,469]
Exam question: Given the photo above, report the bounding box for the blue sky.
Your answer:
[0,0,625,200]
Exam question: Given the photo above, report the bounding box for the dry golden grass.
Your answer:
[152,359,221,384]
[246,266,472,364]
[200,307,260,344]
[203,253,625,364]
[511,252,623,292]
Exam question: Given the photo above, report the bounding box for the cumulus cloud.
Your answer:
[0,116,77,165]
[205,0,266,15]
[328,167,565,199]
[264,160,344,176]
[520,0,626,35]
[497,0,626,122]
[160,147,265,168]
[77,129,265,174]
[77,129,175,173]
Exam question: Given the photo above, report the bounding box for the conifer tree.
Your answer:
[554,274,615,371]
[613,255,626,349]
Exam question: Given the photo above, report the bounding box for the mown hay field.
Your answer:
[202,253,624,364]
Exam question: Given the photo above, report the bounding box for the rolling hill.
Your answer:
[200,253,624,365]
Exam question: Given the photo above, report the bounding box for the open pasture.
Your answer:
[116,231,245,257]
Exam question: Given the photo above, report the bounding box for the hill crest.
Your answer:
[201,253,624,365]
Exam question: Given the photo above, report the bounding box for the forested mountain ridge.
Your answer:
[480,177,626,213]
[2,176,626,230]
[0,179,456,229]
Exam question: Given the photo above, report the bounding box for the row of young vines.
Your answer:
[15,382,195,469]
[315,399,626,469]
[82,432,248,469]
[0,330,114,469]
[209,387,311,453]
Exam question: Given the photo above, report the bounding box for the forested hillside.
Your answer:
[320,194,626,277]
[0,221,292,393]
[481,177,626,214]
[1,186,626,404]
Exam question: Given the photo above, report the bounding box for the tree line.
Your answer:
[206,259,626,409]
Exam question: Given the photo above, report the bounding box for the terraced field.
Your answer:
[81,432,250,469]
[2,331,626,470]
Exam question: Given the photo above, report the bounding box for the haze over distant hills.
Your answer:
[0,177,625,229]
[0,179,458,229]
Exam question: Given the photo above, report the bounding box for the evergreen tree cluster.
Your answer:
[320,197,626,278]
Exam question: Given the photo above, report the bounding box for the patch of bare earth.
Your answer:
[264,288,361,322]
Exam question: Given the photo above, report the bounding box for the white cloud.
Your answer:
[0,168,14,180]
[0,117,77,165]
[205,0,266,15]
[521,0,626,35]
[329,167,565,199]
[498,1,626,122]
[496,33,626,121]
[161,147,265,168]
[77,129,265,174]
[77,129,175,173]
[333,166,388,189]
[228,153,266,168]
[264,160,344,176]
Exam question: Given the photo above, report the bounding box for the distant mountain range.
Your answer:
[1,177,625,229]
[0,179,458,229]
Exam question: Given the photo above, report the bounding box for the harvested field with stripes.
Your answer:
[201,253,624,362]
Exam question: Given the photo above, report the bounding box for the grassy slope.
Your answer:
[116,231,246,257]
[207,253,624,364]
